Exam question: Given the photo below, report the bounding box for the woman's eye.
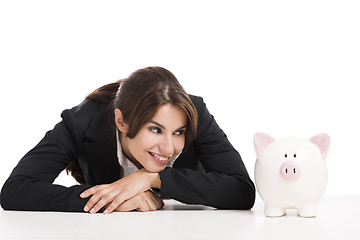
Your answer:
[150,127,162,134]
[174,130,185,136]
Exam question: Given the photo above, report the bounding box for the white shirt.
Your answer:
[116,131,178,177]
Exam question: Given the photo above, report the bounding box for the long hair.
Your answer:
[66,66,198,184]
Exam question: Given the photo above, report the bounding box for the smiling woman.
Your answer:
[0,67,255,213]
[117,104,187,173]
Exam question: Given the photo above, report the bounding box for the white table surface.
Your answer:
[1,195,359,240]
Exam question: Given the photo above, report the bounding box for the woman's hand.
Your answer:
[114,190,164,212]
[80,168,161,214]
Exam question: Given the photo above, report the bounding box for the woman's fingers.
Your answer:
[103,192,132,214]
[83,193,102,212]
[152,192,165,209]
[82,186,115,213]
[113,198,137,212]
[144,194,158,211]
[110,191,164,213]
[88,198,110,214]
[80,185,103,199]
[81,188,161,214]
[113,194,149,212]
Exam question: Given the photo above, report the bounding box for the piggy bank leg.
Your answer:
[264,205,285,217]
[298,204,317,218]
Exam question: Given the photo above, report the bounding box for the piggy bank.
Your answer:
[253,132,330,217]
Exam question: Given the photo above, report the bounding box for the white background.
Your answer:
[0,0,359,198]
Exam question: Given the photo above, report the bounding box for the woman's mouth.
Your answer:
[148,152,172,164]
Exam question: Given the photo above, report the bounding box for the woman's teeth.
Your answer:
[150,152,170,161]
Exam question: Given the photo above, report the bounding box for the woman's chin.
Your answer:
[144,165,166,173]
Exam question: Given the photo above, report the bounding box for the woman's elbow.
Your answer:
[235,181,256,210]
[217,180,256,210]
[0,180,14,210]
[243,186,256,210]
[0,178,27,210]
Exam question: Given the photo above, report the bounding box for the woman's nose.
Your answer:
[159,135,174,156]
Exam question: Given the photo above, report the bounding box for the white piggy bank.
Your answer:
[253,132,330,217]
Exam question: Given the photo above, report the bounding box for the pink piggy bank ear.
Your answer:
[309,133,331,160]
[253,132,275,159]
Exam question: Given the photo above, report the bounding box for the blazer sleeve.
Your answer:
[0,112,91,212]
[159,96,256,209]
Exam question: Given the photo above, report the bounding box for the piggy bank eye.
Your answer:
[294,154,297,158]
[285,154,288,158]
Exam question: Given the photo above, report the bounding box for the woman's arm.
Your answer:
[159,96,256,210]
[79,168,161,214]
[0,118,90,212]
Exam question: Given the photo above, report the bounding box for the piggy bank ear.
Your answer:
[309,133,331,160]
[253,132,275,159]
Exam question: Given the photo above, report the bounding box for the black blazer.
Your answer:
[0,95,255,212]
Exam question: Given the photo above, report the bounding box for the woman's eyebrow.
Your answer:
[149,121,165,129]
[149,121,186,131]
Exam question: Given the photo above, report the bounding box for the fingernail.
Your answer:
[90,208,95,214]
[104,210,109,214]
[80,193,85,198]
[84,206,89,212]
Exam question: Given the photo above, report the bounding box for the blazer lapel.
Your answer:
[83,103,121,185]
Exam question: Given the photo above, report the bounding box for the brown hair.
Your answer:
[66,66,198,184]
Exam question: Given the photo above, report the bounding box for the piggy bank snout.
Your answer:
[280,161,301,181]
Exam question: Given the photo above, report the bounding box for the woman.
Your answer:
[0,67,255,213]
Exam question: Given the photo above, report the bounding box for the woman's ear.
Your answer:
[114,109,128,133]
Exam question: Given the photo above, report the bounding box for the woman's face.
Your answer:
[116,104,187,173]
